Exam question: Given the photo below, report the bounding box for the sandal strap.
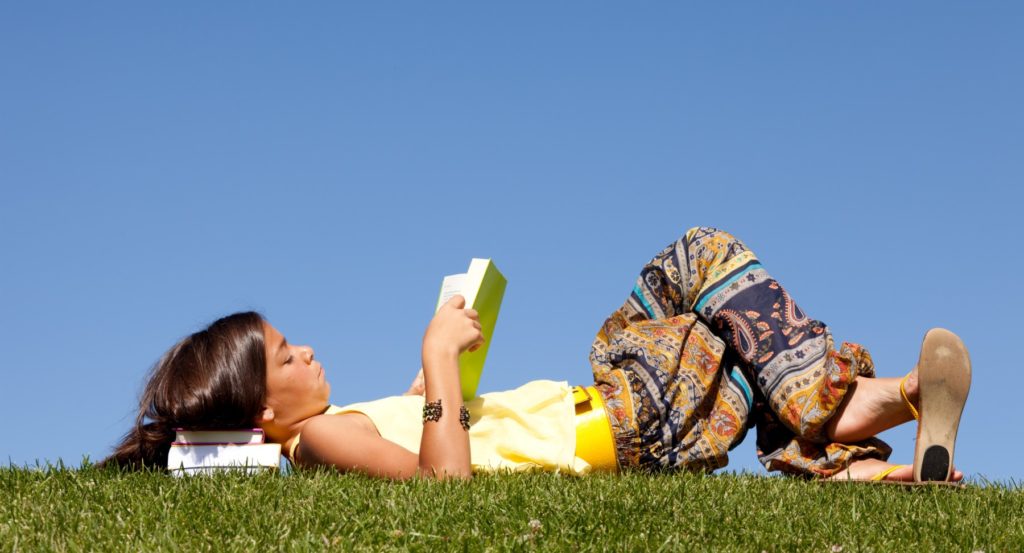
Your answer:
[900,372,919,420]
[871,464,910,481]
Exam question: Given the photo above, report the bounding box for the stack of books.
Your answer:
[167,428,281,476]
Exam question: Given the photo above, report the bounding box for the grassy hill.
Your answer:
[2,466,1021,551]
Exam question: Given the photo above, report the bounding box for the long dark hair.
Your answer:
[101,312,267,469]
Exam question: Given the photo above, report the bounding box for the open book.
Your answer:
[436,258,507,400]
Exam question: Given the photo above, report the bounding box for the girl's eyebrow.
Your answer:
[277,337,288,360]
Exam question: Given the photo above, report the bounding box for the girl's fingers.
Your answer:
[464,309,479,320]
[447,295,467,309]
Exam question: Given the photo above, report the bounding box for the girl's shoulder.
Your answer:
[288,409,378,464]
[292,408,419,477]
[301,410,379,445]
[313,409,379,436]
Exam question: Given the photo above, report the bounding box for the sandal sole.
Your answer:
[913,328,971,482]
[817,479,966,489]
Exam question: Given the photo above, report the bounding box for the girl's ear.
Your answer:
[258,406,275,424]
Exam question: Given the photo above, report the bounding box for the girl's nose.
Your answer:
[300,345,315,363]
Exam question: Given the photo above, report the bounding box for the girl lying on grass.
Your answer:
[103,227,970,483]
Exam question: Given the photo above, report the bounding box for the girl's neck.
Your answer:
[261,404,331,447]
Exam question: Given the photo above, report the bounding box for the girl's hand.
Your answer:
[422,295,484,360]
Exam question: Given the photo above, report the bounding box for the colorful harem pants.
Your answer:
[590,227,891,476]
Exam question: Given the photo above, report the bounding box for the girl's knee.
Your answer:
[685,226,748,254]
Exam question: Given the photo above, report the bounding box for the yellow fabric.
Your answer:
[301,380,591,475]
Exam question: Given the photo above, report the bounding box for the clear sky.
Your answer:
[2,2,1021,482]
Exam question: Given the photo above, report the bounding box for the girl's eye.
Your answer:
[285,355,293,365]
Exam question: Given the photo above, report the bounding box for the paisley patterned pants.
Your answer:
[590,227,891,476]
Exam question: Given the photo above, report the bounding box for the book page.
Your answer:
[436,273,467,312]
[462,259,490,308]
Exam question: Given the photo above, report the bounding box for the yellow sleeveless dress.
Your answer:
[289,379,593,475]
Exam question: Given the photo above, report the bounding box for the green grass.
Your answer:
[2,466,1022,552]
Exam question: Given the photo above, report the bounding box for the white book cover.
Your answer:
[173,428,265,445]
[167,443,282,476]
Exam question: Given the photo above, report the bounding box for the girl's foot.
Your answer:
[827,458,963,483]
[825,374,917,443]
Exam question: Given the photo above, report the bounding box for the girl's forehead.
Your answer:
[262,321,283,339]
[262,322,288,357]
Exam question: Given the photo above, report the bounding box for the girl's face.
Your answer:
[262,321,331,419]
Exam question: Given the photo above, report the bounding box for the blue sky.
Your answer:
[2,2,1021,482]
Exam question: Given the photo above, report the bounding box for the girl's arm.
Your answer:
[416,339,472,478]
[295,295,482,480]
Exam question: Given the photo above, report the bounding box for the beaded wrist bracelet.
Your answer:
[422,399,471,431]
[423,399,443,423]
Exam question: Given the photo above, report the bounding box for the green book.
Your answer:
[435,258,507,401]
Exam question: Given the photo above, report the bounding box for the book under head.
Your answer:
[166,443,282,476]
[173,428,265,445]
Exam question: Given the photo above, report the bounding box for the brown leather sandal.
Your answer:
[913,328,972,482]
